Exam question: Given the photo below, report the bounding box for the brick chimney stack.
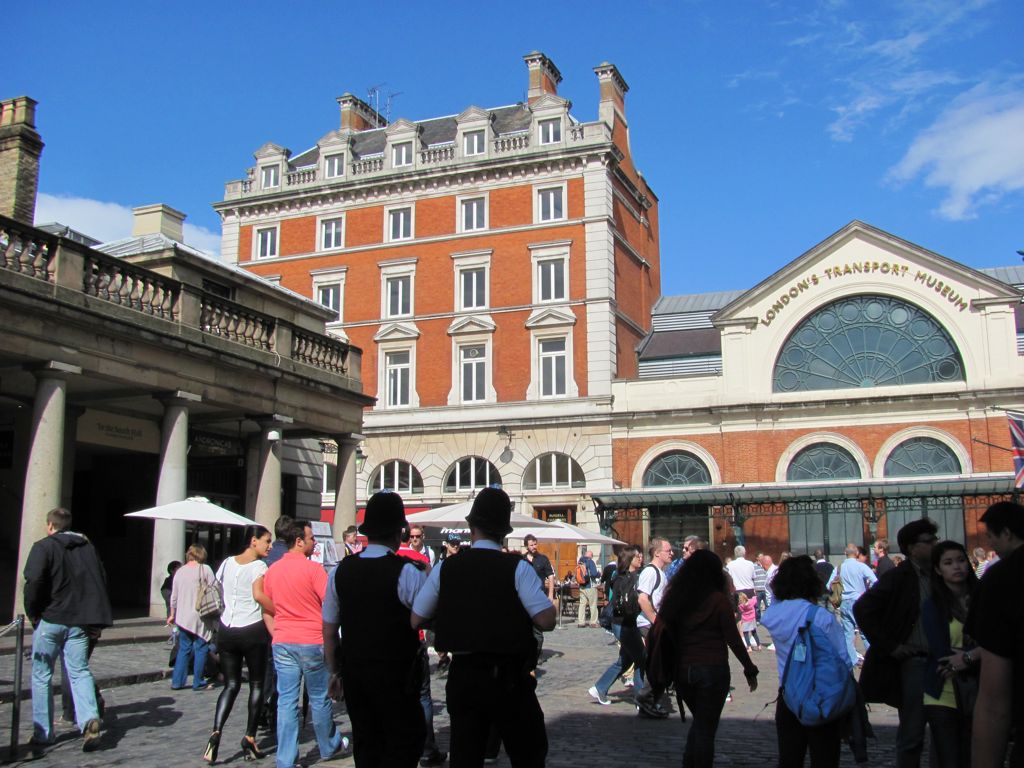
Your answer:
[593,62,629,128]
[337,93,387,132]
[523,52,562,103]
[132,203,186,242]
[0,96,44,225]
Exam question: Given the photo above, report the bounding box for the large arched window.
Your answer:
[367,459,424,494]
[643,451,711,486]
[523,452,585,490]
[786,443,861,482]
[443,456,502,493]
[773,295,964,392]
[883,437,961,477]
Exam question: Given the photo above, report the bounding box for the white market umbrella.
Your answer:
[405,500,558,530]
[126,496,255,527]
[508,520,625,546]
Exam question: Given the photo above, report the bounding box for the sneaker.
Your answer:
[420,750,448,766]
[636,700,670,719]
[587,686,611,706]
[622,679,634,688]
[82,719,101,752]
[765,643,775,651]
[325,736,352,761]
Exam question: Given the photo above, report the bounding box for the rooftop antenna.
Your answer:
[385,91,403,124]
[366,83,386,121]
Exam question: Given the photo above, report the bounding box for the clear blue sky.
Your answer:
[9,0,1023,296]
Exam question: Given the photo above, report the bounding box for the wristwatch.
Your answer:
[962,650,974,666]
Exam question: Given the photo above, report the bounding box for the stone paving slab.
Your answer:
[0,625,907,767]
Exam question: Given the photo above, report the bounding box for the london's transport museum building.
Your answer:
[599,220,1023,558]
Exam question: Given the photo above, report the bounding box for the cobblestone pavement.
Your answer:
[0,625,904,767]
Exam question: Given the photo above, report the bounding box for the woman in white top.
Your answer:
[204,525,273,763]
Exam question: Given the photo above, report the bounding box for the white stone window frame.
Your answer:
[528,328,578,400]
[451,250,491,313]
[463,129,487,157]
[457,192,489,234]
[317,213,345,252]
[534,182,567,224]
[252,222,280,260]
[538,117,562,145]
[392,141,414,168]
[447,327,497,406]
[379,258,417,320]
[323,152,345,179]
[529,241,570,304]
[384,203,415,243]
[260,164,280,190]
[377,340,419,410]
[311,266,347,326]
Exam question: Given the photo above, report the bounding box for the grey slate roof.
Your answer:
[638,328,722,360]
[285,104,536,170]
[652,290,745,315]
[981,265,1024,287]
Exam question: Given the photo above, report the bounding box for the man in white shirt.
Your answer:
[726,545,756,604]
[635,537,673,718]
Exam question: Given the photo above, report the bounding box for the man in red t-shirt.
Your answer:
[264,519,347,767]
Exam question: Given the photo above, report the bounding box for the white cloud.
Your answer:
[887,81,1024,220]
[34,193,221,258]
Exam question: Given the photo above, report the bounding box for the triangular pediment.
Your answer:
[373,322,421,342]
[713,221,1022,328]
[456,106,492,125]
[254,142,290,160]
[525,306,577,329]
[317,130,351,150]
[447,314,497,336]
[385,118,420,137]
[529,93,571,114]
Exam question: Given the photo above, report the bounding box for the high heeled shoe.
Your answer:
[240,735,264,761]
[203,731,220,764]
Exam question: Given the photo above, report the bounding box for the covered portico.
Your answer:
[0,213,372,619]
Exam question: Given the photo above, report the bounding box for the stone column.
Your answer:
[149,393,200,617]
[333,437,360,544]
[253,425,282,531]
[14,362,80,618]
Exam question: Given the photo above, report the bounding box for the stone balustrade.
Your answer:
[293,329,350,375]
[0,213,360,382]
[351,156,384,175]
[287,168,317,186]
[420,145,455,164]
[493,132,529,152]
[0,222,56,282]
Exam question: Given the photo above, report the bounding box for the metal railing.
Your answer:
[1,615,26,759]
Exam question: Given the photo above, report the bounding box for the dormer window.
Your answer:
[261,165,280,189]
[392,142,413,168]
[538,118,561,145]
[464,130,486,156]
[324,153,345,178]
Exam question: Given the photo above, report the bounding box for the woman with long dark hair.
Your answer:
[922,540,979,768]
[761,555,850,768]
[656,549,758,768]
[203,525,274,763]
[588,546,645,704]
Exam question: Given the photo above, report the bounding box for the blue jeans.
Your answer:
[31,620,99,742]
[839,599,868,665]
[594,623,644,697]
[273,643,341,768]
[171,628,210,690]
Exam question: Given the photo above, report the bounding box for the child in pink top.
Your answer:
[738,593,763,651]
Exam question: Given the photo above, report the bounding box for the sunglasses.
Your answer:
[409,534,422,539]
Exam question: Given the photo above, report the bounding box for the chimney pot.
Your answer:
[336,93,387,132]
[523,52,562,103]
[132,204,187,242]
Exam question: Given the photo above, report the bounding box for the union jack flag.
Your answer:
[1008,411,1024,489]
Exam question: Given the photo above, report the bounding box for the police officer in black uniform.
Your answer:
[411,487,557,768]
[323,491,428,767]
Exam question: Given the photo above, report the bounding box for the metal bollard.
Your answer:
[9,615,25,759]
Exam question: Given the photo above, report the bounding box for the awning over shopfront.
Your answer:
[592,475,1017,511]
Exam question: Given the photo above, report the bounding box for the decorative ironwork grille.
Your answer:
[884,437,961,477]
[773,295,964,392]
[643,451,712,486]
[786,444,861,482]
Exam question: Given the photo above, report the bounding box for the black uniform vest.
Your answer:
[335,552,420,662]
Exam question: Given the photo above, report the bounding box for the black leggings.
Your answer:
[212,621,270,737]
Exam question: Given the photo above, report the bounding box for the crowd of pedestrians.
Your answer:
[18,497,1023,768]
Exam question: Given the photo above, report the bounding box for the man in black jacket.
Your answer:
[854,517,938,768]
[412,488,557,767]
[23,507,112,753]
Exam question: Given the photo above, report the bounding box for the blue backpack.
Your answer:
[780,604,857,726]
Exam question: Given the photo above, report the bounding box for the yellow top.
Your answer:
[923,618,962,709]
